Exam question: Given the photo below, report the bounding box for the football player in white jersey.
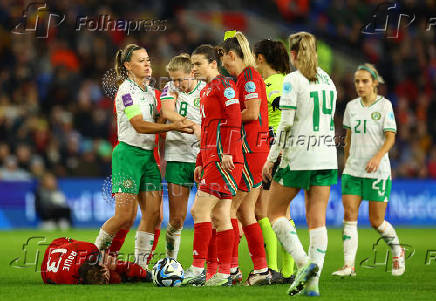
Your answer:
[332,63,405,277]
[160,53,205,260]
[94,44,193,270]
[262,32,338,297]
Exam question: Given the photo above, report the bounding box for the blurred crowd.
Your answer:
[0,0,435,180]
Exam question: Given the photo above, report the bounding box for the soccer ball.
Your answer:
[152,257,184,287]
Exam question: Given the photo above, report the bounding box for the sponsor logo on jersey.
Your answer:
[224,87,236,99]
[122,93,133,106]
[245,81,256,93]
[225,99,239,106]
[245,93,258,100]
[283,82,292,94]
[371,112,381,120]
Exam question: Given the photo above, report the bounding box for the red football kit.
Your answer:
[196,75,243,198]
[235,66,270,192]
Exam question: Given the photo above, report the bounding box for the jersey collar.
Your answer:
[360,95,383,108]
[127,78,148,92]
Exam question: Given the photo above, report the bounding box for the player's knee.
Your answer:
[170,215,185,229]
[190,206,199,220]
[344,206,358,221]
[369,216,383,229]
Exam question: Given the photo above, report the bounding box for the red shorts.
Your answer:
[199,162,243,199]
[238,153,268,192]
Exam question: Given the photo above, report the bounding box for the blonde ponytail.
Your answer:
[234,32,255,67]
[221,31,255,67]
[289,32,318,82]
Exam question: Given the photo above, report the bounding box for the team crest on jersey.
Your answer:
[194,97,200,107]
[224,87,236,99]
[122,179,133,189]
[371,112,381,120]
[283,82,292,94]
[245,81,256,93]
[203,87,212,97]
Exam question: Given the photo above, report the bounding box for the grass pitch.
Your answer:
[1,228,435,301]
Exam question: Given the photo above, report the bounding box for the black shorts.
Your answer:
[262,127,281,190]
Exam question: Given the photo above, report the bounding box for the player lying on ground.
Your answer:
[41,237,151,284]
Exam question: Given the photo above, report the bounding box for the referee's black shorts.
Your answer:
[262,126,281,190]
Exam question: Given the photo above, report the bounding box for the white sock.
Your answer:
[135,231,154,269]
[254,267,268,274]
[307,226,328,287]
[190,265,204,274]
[166,223,182,259]
[343,221,358,267]
[377,221,401,257]
[216,272,229,278]
[272,217,308,269]
[94,228,114,250]
[230,267,238,274]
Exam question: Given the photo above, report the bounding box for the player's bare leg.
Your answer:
[268,181,317,296]
[167,183,190,259]
[369,201,405,276]
[332,194,361,277]
[302,186,330,296]
[96,193,138,250]
[135,190,162,269]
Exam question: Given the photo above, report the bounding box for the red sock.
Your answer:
[243,222,267,271]
[146,228,161,264]
[108,229,129,254]
[206,229,218,280]
[231,219,240,269]
[216,229,234,275]
[192,222,212,268]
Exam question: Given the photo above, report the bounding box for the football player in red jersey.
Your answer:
[181,44,243,287]
[41,237,151,284]
[218,32,271,285]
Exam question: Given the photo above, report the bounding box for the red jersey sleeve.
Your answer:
[216,79,242,156]
[196,151,203,167]
[112,261,149,283]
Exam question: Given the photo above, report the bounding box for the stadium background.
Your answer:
[0,0,435,230]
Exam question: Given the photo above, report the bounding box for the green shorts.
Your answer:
[165,161,196,187]
[273,167,338,190]
[342,174,392,202]
[112,142,161,194]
